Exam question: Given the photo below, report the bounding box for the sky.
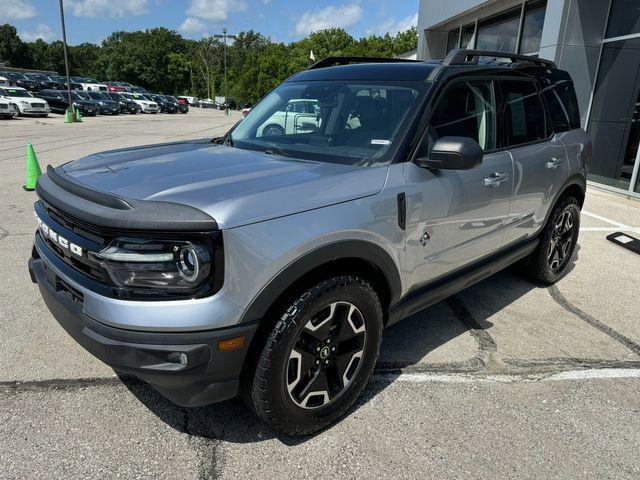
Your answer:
[1,0,418,45]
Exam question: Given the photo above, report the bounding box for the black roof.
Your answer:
[289,49,561,83]
[289,62,438,82]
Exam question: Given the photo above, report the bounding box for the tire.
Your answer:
[12,104,21,117]
[262,124,285,136]
[520,195,580,284]
[248,275,383,436]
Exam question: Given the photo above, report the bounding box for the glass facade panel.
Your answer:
[588,37,640,190]
[460,23,476,49]
[446,28,460,54]
[476,7,521,53]
[606,0,640,39]
[520,0,547,54]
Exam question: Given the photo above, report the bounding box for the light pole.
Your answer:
[58,0,76,122]
[213,28,237,114]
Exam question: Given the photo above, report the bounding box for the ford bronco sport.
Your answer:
[29,50,590,435]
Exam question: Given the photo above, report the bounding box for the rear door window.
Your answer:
[502,79,548,146]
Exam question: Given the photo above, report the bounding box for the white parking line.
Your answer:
[582,210,632,229]
[580,227,640,232]
[376,368,640,384]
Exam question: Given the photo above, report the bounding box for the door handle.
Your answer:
[546,157,564,169]
[484,172,510,188]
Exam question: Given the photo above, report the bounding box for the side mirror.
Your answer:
[414,136,483,170]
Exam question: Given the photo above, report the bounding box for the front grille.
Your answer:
[38,201,111,284]
[0,104,7,110]
[150,103,157,108]
[31,102,45,108]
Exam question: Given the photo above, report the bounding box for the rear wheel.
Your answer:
[520,195,580,284]
[262,124,284,136]
[248,275,383,436]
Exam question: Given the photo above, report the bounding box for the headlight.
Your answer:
[20,100,30,106]
[90,238,212,293]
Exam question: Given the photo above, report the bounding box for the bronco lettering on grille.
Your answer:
[35,213,83,257]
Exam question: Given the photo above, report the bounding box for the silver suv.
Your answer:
[29,50,590,435]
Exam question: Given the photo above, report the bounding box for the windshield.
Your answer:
[109,92,124,100]
[0,87,32,98]
[231,80,426,166]
[25,73,51,81]
[72,91,90,101]
[88,91,109,100]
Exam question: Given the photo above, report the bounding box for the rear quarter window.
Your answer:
[543,81,581,132]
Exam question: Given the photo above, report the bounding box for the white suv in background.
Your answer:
[122,93,159,113]
[0,86,50,117]
[257,98,321,136]
[0,96,16,118]
[71,76,108,92]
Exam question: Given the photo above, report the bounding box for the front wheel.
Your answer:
[520,196,580,284]
[248,275,383,436]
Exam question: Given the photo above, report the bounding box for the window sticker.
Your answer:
[371,139,391,145]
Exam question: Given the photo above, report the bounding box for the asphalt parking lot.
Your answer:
[1,110,640,479]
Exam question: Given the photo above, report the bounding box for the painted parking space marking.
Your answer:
[582,210,633,229]
[377,368,640,384]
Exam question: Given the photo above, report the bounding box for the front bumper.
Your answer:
[98,105,120,114]
[20,106,50,115]
[29,245,258,407]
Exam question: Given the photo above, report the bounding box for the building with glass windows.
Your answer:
[417,0,640,198]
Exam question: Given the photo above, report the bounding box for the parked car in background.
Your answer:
[48,75,82,90]
[0,76,9,87]
[164,95,188,114]
[199,98,217,109]
[0,72,39,92]
[122,92,159,113]
[85,91,121,115]
[0,96,17,118]
[150,94,177,113]
[107,92,140,114]
[23,73,63,91]
[71,76,108,91]
[104,82,127,92]
[177,95,199,106]
[130,85,149,93]
[0,86,50,116]
[257,98,320,136]
[35,89,98,116]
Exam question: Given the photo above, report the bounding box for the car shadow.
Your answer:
[119,245,581,445]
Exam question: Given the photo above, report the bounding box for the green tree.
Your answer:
[0,24,28,67]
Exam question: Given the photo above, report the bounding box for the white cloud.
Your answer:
[0,0,37,20]
[179,17,207,34]
[294,3,363,36]
[65,0,149,19]
[367,12,418,36]
[186,0,247,23]
[20,24,56,42]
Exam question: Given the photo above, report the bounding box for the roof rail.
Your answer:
[308,56,420,70]
[442,49,556,68]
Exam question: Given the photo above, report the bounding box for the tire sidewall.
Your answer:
[539,197,581,282]
[260,278,382,430]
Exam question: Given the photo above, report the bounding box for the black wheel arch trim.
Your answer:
[238,240,402,324]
